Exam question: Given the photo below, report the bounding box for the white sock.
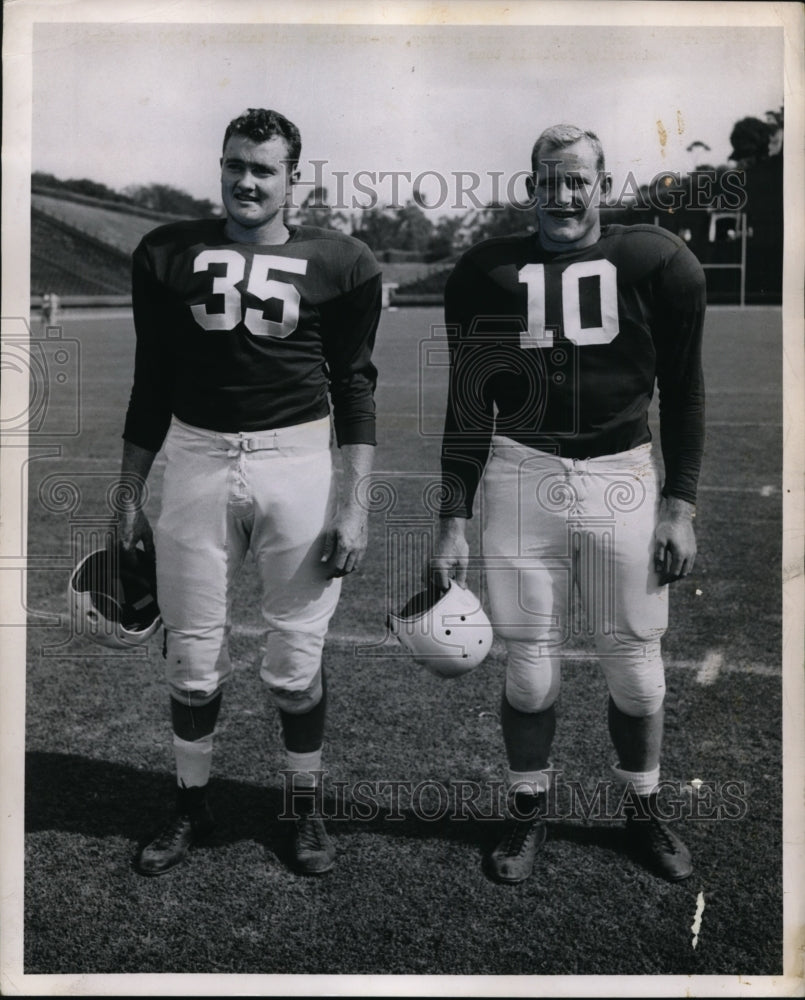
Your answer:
[284,748,323,789]
[507,765,553,796]
[611,763,660,797]
[173,733,213,789]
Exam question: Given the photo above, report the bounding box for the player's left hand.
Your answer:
[654,496,697,584]
[321,505,369,578]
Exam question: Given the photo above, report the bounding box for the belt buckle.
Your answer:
[239,432,279,453]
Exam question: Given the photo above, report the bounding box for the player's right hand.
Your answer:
[427,517,469,591]
[653,496,696,585]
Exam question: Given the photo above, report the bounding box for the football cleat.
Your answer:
[69,545,161,649]
[136,786,215,876]
[292,812,336,875]
[488,817,547,884]
[388,580,493,678]
[624,813,693,881]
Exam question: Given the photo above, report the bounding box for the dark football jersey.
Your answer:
[440,224,706,516]
[123,220,382,452]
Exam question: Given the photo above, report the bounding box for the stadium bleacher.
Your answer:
[30,188,185,305]
[32,211,131,297]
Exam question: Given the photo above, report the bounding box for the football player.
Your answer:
[430,124,705,883]
[116,108,382,876]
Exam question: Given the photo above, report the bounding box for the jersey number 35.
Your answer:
[191,249,308,339]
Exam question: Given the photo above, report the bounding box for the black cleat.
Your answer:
[625,814,693,881]
[292,812,336,875]
[488,818,547,884]
[136,787,214,877]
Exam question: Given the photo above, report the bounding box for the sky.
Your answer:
[30,18,785,218]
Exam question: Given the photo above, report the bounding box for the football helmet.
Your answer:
[69,545,161,649]
[388,580,493,678]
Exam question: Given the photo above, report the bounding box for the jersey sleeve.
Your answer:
[652,242,707,504]
[122,240,178,453]
[439,255,496,518]
[319,248,382,447]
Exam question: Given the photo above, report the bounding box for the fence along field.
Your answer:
[18,301,786,981]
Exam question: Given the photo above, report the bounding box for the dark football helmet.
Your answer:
[69,545,161,649]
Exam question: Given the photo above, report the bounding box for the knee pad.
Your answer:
[260,629,325,713]
[598,637,666,717]
[504,640,561,713]
[164,627,234,701]
[264,677,323,714]
[168,683,225,709]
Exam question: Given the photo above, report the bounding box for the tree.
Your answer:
[765,106,784,156]
[123,183,217,218]
[392,202,433,254]
[459,201,533,248]
[728,117,773,168]
[32,172,130,203]
[350,206,400,252]
[294,186,349,231]
[427,215,464,261]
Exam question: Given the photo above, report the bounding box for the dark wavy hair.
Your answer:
[222,109,302,169]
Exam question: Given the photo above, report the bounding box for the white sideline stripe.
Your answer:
[705,304,782,311]
[703,387,778,395]
[380,414,782,428]
[698,485,779,495]
[230,625,780,677]
[233,624,390,647]
[695,650,724,686]
[25,615,780,679]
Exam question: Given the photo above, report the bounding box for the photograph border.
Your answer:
[2,2,803,996]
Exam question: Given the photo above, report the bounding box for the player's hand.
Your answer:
[427,517,470,591]
[116,506,155,563]
[321,505,368,578]
[116,443,158,566]
[654,496,697,584]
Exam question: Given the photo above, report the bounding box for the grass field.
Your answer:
[14,303,789,988]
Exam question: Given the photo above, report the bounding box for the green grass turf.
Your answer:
[20,304,784,977]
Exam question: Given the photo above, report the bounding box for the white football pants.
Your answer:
[155,416,341,712]
[482,437,668,717]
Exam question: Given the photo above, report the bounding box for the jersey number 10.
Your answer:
[191,250,308,338]
[518,258,620,349]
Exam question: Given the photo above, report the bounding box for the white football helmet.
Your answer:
[69,546,161,649]
[388,580,494,678]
